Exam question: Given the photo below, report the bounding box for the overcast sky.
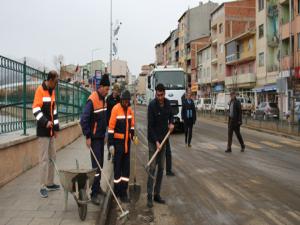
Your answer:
[0,0,224,76]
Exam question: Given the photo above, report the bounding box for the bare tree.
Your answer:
[53,54,64,72]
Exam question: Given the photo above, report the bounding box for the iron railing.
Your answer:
[0,55,90,135]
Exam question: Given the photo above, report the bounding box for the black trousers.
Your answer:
[90,139,104,197]
[184,121,193,145]
[113,142,130,197]
[165,140,172,173]
[227,120,245,150]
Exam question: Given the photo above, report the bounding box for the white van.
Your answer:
[196,98,212,111]
[214,93,230,112]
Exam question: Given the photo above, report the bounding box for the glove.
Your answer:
[109,145,115,157]
[133,136,139,145]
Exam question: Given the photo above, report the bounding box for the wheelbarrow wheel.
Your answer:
[78,189,88,221]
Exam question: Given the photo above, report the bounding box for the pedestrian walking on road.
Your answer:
[106,83,121,161]
[226,91,245,153]
[181,89,196,148]
[147,83,174,208]
[80,74,110,205]
[32,70,60,198]
[108,90,137,203]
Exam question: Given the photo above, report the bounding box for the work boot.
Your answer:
[225,149,232,153]
[91,195,100,205]
[46,184,60,191]
[154,194,166,204]
[166,171,175,176]
[188,144,192,148]
[40,188,48,198]
[147,194,153,208]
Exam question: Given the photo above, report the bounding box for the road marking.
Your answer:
[278,140,300,148]
[244,141,261,149]
[206,143,218,150]
[260,141,282,148]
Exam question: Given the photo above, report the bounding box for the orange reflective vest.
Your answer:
[108,103,135,153]
[32,81,59,137]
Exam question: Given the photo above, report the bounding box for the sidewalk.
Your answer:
[0,136,113,225]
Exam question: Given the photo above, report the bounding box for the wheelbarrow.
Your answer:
[51,159,97,221]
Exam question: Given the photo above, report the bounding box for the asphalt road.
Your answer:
[106,106,300,225]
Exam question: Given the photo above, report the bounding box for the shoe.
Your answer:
[91,195,100,205]
[225,149,232,153]
[40,188,48,198]
[107,152,111,161]
[154,195,166,204]
[46,184,60,191]
[147,194,153,208]
[166,171,175,176]
[188,144,192,148]
[241,146,245,152]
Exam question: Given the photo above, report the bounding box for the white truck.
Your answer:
[146,66,186,131]
[214,92,231,112]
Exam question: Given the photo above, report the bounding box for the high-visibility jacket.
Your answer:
[32,81,59,137]
[80,91,107,139]
[108,103,134,153]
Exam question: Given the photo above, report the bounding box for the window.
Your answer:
[259,24,264,38]
[298,33,300,50]
[258,0,264,11]
[219,23,223,34]
[207,67,210,77]
[219,64,223,73]
[249,63,253,73]
[259,52,264,67]
[219,43,224,53]
[241,65,245,74]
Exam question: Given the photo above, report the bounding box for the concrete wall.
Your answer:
[0,121,82,187]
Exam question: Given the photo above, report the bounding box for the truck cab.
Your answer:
[146,66,186,131]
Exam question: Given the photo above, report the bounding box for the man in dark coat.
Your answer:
[181,89,196,147]
[226,91,245,153]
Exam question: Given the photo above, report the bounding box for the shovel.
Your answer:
[144,130,171,179]
[129,90,141,202]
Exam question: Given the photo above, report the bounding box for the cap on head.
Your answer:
[120,90,131,101]
[99,74,110,88]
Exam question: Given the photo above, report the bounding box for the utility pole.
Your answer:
[289,0,295,123]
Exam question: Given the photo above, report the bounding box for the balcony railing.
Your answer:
[267,64,279,73]
[267,34,279,48]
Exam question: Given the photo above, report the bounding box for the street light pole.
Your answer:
[110,0,113,83]
[91,48,101,77]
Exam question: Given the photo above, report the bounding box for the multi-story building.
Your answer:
[178,2,218,82]
[255,0,280,105]
[197,44,212,98]
[108,59,130,84]
[278,0,300,116]
[211,0,256,98]
[155,43,164,66]
[170,29,179,66]
[136,64,154,96]
[163,35,172,66]
[225,29,256,95]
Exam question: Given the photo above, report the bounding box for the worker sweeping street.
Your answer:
[80,74,110,205]
[147,83,174,208]
[108,90,137,203]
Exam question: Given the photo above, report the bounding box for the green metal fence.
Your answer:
[0,55,90,135]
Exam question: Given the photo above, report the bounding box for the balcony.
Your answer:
[267,34,279,48]
[267,5,278,17]
[211,54,218,65]
[226,54,239,64]
[212,38,218,46]
[225,73,256,86]
[280,22,290,40]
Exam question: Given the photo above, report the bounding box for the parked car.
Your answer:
[252,102,279,120]
[196,98,212,111]
[236,97,253,111]
[214,93,230,112]
[284,102,300,122]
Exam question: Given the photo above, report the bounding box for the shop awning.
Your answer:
[253,84,277,93]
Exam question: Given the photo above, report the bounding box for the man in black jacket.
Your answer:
[147,83,174,208]
[181,89,196,147]
[226,91,245,153]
